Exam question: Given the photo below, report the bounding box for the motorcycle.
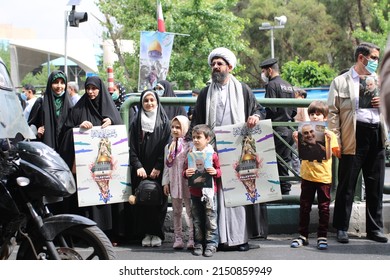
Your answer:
[0,66,116,260]
[0,141,116,260]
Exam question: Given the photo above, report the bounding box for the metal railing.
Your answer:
[120,96,390,201]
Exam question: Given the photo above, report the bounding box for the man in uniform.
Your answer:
[260,58,296,195]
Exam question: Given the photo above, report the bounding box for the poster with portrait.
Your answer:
[359,75,379,108]
[215,119,281,207]
[297,121,330,161]
[73,125,131,207]
[138,31,175,92]
[187,151,213,188]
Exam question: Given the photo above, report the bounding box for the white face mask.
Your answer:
[261,72,269,83]
[155,89,164,97]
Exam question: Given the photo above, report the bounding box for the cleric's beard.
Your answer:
[212,71,229,84]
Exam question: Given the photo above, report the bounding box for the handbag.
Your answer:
[135,179,162,205]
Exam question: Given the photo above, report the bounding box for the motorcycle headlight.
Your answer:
[51,169,76,195]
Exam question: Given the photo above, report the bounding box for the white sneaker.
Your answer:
[142,235,152,247]
[151,235,162,247]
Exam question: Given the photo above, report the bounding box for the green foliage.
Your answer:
[0,45,10,70]
[98,0,249,91]
[10,0,389,91]
[352,0,390,54]
[281,58,337,87]
[21,64,59,92]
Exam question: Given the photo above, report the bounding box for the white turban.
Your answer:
[208,47,237,69]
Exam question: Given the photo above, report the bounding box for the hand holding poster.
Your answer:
[297,121,331,161]
[187,151,213,188]
[215,119,281,207]
[73,125,131,207]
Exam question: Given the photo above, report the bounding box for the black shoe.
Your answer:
[366,232,388,243]
[237,243,249,251]
[337,230,349,243]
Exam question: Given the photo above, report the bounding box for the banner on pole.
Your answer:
[138,31,174,92]
[215,119,282,207]
[73,125,131,207]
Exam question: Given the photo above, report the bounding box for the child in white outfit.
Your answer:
[162,115,194,249]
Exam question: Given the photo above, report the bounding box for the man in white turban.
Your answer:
[189,47,268,252]
[208,47,237,70]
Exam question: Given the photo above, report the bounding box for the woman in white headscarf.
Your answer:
[128,89,171,246]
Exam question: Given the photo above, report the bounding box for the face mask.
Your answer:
[156,89,164,97]
[365,59,378,74]
[261,72,269,83]
[112,92,119,101]
[20,93,27,101]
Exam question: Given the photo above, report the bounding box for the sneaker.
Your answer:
[173,236,184,250]
[203,246,217,257]
[317,237,328,250]
[192,245,203,256]
[186,239,195,250]
[142,235,152,247]
[290,235,309,248]
[151,235,162,247]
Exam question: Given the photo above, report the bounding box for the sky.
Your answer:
[0,0,104,45]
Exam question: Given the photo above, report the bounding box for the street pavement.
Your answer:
[110,232,390,260]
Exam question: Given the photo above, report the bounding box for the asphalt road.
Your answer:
[109,232,390,260]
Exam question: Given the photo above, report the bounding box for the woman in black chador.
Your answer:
[154,80,186,120]
[59,76,123,240]
[29,70,73,152]
[128,89,171,246]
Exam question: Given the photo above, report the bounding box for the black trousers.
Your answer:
[274,126,294,193]
[333,123,385,233]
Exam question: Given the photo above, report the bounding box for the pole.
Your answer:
[270,28,274,59]
[64,11,68,77]
[107,66,114,93]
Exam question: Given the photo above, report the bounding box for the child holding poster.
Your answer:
[291,100,340,250]
[162,115,194,250]
[183,124,221,257]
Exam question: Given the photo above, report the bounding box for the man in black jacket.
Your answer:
[260,58,297,195]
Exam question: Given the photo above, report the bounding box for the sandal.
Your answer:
[317,237,328,250]
[290,235,309,248]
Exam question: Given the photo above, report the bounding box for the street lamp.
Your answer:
[259,15,287,58]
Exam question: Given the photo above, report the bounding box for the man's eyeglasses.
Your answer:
[210,61,227,67]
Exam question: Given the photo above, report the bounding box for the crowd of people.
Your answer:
[15,41,389,257]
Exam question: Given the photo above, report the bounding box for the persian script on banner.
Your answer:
[138,31,175,92]
[73,125,131,207]
[215,119,281,207]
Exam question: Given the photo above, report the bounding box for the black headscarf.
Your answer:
[113,82,126,111]
[40,70,72,152]
[66,76,123,127]
[155,80,187,120]
[60,76,123,170]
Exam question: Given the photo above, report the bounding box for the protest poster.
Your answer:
[73,125,131,207]
[297,121,330,161]
[138,31,175,92]
[215,119,281,207]
[187,151,213,188]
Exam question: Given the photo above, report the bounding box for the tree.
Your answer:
[168,0,249,89]
[352,0,390,55]
[236,0,345,88]
[281,58,337,87]
[21,64,60,92]
[97,0,249,91]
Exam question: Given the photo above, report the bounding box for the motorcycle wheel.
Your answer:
[16,225,116,260]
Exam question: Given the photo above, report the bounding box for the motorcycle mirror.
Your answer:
[16,177,30,187]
